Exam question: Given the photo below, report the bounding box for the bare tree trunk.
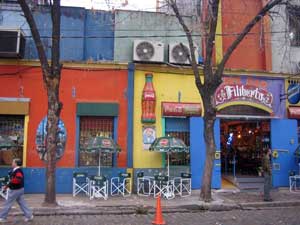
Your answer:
[18,0,62,206]
[44,77,61,205]
[200,89,217,202]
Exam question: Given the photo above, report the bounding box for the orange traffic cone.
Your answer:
[152,195,165,225]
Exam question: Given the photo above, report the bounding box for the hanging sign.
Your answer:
[287,83,300,104]
[162,102,201,117]
[215,84,273,109]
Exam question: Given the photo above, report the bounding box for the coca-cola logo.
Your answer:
[159,139,169,146]
[102,139,112,147]
[215,84,273,108]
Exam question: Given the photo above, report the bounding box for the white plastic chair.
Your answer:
[0,176,8,200]
[111,173,131,197]
[72,172,89,197]
[153,175,175,200]
[173,173,192,197]
[90,175,108,200]
[137,171,153,196]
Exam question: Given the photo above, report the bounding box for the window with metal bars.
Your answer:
[0,115,24,166]
[165,118,190,166]
[79,116,114,167]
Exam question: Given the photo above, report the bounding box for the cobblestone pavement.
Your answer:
[4,206,300,225]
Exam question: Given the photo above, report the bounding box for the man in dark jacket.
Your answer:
[262,148,272,201]
[0,158,33,222]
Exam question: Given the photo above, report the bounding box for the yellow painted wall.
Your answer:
[215,0,223,64]
[133,70,202,168]
[23,116,29,167]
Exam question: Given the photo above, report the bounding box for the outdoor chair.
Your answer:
[289,174,300,192]
[89,175,108,200]
[72,172,89,197]
[173,173,192,197]
[111,172,131,197]
[137,171,154,196]
[153,175,175,200]
[0,176,8,200]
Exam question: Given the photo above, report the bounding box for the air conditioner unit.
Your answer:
[0,28,26,59]
[168,42,198,65]
[291,61,300,74]
[133,40,164,63]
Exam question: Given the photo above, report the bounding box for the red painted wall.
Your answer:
[222,0,268,70]
[0,64,128,168]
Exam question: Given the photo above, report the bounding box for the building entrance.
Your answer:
[221,120,270,178]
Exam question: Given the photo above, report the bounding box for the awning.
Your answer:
[0,97,30,115]
[288,107,300,119]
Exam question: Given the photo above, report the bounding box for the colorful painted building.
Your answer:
[0,61,130,193]
[0,1,299,194]
[130,63,299,190]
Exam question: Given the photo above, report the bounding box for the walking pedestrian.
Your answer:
[0,158,33,223]
[262,148,272,201]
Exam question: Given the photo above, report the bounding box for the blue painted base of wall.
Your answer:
[0,167,126,194]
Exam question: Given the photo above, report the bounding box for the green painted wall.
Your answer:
[114,10,201,62]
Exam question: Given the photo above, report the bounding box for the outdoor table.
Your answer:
[289,175,300,192]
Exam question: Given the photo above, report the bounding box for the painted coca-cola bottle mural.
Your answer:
[141,73,156,123]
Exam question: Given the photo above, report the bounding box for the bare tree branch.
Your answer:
[17,0,50,80]
[215,0,285,78]
[168,0,202,88]
[51,0,61,78]
[203,0,219,81]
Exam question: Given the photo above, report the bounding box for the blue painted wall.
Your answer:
[190,117,221,189]
[84,10,114,61]
[271,119,298,187]
[0,5,114,61]
[0,167,126,193]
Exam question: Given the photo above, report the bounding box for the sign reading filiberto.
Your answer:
[215,84,273,110]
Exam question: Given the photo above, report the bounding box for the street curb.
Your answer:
[6,201,300,216]
[239,200,300,209]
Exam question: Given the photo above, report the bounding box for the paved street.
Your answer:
[4,206,300,225]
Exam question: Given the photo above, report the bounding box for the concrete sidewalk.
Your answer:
[1,189,300,216]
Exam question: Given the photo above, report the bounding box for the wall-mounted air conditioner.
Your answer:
[0,28,26,58]
[133,40,164,63]
[168,42,198,65]
[294,61,300,73]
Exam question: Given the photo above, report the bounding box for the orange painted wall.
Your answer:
[0,65,128,168]
[221,0,268,70]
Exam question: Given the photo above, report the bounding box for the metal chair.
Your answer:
[72,172,89,197]
[90,175,108,200]
[173,173,192,197]
[153,175,175,200]
[0,176,8,200]
[111,172,131,197]
[137,171,153,196]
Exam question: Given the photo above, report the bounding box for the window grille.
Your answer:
[79,116,114,167]
[0,115,24,166]
[165,131,190,166]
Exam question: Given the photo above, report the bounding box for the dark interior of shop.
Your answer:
[221,120,270,177]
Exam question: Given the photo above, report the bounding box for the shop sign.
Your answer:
[162,102,201,117]
[287,83,300,104]
[215,84,273,109]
